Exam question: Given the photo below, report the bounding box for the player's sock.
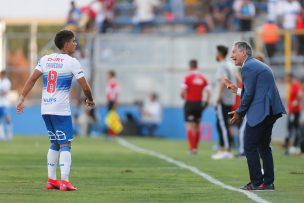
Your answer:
[0,124,6,141]
[187,129,195,150]
[6,123,13,140]
[194,130,200,150]
[47,144,60,180]
[108,128,116,138]
[59,146,71,181]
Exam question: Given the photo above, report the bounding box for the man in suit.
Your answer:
[224,41,286,191]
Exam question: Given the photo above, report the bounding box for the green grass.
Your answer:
[0,136,303,203]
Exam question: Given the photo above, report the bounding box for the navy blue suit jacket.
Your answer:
[236,56,286,127]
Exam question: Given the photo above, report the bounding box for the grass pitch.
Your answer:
[0,136,303,203]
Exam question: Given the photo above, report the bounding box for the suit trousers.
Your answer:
[244,115,278,186]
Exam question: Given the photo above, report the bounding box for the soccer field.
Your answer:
[0,136,303,203]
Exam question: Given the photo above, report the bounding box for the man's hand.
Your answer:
[86,99,95,108]
[223,78,238,94]
[16,96,25,113]
[228,111,242,125]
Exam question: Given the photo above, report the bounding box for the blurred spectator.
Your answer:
[278,0,301,31]
[121,113,139,135]
[296,6,304,55]
[80,6,97,32]
[211,0,234,32]
[232,0,243,31]
[139,93,162,137]
[133,0,161,33]
[0,71,13,141]
[236,0,256,31]
[267,0,280,23]
[168,0,184,19]
[284,73,302,155]
[66,1,82,31]
[94,0,115,33]
[259,20,280,57]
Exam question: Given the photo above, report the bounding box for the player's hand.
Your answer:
[228,111,241,125]
[223,78,238,94]
[86,99,95,108]
[16,96,25,113]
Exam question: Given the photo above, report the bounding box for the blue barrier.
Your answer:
[10,105,219,140]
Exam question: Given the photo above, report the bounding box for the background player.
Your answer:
[181,59,210,155]
[0,70,13,141]
[16,30,95,191]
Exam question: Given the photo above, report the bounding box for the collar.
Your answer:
[242,55,252,67]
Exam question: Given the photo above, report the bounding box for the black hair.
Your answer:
[217,45,228,58]
[54,30,75,50]
[189,59,198,69]
[108,70,116,77]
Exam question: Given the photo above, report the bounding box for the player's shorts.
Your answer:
[107,101,115,111]
[287,112,300,130]
[184,101,203,123]
[42,115,73,144]
[0,107,6,119]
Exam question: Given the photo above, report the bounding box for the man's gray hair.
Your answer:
[233,41,253,56]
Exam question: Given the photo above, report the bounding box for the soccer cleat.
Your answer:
[240,182,265,191]
[60,180,77,191]
[45,178,60,190]
[264,183,275,191]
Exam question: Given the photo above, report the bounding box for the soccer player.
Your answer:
[211,45,236,160]
[16,30,95,191]
[181,59,210,154]
[0,70,13,141]
[284,73,302,155]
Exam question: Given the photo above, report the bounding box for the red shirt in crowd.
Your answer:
[288,80,301,113]
[182,71,208,102]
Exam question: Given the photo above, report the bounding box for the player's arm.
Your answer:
[16,69,42,113]
[204,85,211,104]
[180,80,187,99]
[77,77,95,107]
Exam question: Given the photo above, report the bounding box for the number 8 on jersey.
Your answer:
[47,70,58,93]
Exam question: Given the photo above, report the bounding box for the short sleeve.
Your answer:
[72,58,85,79]
[35,57,44,72]
[181,76,188,89]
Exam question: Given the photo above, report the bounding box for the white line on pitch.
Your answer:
[116,138,271,203]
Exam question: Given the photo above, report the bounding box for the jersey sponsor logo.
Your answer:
[46,63,63,69]
[43,97,57,104]
[47,57,64,62]
[193,77,203,85]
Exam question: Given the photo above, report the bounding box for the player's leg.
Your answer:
[52,115,77,191]
[193,102,203,152]
[5,113,13,141]
[284,114,293,154]
[184,102,196,153]
[0,108,6,141]
[42,115,60,190]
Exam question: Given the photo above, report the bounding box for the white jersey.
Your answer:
[35,53,85,116]
[0,78,11,107]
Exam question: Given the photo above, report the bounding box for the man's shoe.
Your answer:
[264,184,275,191]
[240,182,265,191]
[60,180,77,191]
[45,178,60,190]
